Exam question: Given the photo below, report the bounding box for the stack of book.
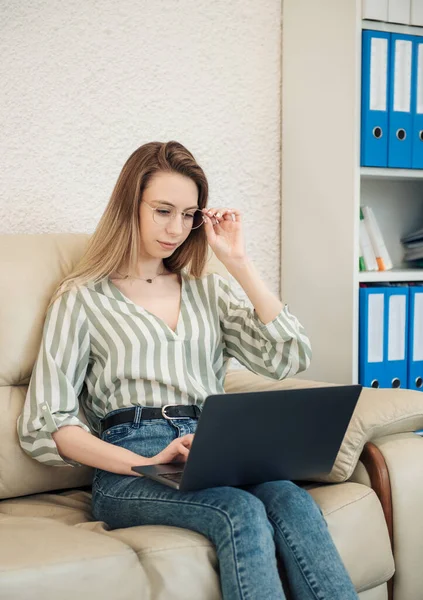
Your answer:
[401,228,423,267]
[359,206,393,272]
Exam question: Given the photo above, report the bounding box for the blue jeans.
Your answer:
[91,407,358,600]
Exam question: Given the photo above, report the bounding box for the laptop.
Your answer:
[131,385,362,491]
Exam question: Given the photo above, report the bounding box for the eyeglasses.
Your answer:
[143,202,205,230]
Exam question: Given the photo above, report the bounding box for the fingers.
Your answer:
[168,439,190,463]
[202,210,220,226]
[176,443,190,457]
[151,436,193,465]
[202,207,241,225]
[173,434,194,458]
[179,434,194,447]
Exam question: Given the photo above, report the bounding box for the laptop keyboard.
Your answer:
[161,471,184,483]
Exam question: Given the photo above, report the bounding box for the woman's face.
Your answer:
[139,171,199,259]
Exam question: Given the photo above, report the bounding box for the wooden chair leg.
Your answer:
[360,442,394,600]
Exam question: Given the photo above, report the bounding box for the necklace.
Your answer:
[114,269,172,284]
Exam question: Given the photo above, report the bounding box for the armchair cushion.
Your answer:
[0,484,393,599]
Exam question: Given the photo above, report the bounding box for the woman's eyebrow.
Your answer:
[152,200,199,210]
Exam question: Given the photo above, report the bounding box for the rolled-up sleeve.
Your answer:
[17,288,91,467]
[216,275,312,380]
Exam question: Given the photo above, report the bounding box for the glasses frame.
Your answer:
[142,201,205,230]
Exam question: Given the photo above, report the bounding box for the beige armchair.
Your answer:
[1,234,422,600]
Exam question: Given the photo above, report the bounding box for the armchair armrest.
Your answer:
[224,369,423,483]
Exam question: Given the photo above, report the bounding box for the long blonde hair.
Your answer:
[49,141,209,307]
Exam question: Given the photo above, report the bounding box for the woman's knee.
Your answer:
[251,480,320,518]
[206,487,275,553]
[213,486,267,519]
[206,486,270,533]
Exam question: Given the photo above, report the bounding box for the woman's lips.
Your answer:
[158,241,177,249]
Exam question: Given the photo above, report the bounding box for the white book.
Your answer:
[411,0,423,26]
[362,206,393,270]
[362,0,388,21]
[388,0,411,24]
[359,214,378,271]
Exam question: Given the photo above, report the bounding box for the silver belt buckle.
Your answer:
[161,404,190,420]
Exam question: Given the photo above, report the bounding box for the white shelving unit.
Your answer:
[281,0,423,385]
[361,167,423,180]
[361,19,423,36]
[359,269,423,283]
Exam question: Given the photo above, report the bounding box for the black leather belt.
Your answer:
[100,404,201,435]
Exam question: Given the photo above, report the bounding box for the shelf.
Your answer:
[282,2,423,384]
[359,269,423,283]
[360,167,423,181]
[362,19,423,36]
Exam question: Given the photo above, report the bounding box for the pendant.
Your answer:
[146,279,153,283]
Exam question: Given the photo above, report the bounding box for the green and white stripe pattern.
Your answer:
[17,272,312,466]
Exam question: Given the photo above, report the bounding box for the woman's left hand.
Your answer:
[202,207,246,266]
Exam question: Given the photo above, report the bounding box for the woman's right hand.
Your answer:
[149,434,194,465]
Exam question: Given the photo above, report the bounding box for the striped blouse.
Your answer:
[17,272,312,467]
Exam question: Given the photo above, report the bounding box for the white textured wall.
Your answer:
[0,0,281,294]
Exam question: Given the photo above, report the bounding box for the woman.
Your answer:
[18,141,358,599]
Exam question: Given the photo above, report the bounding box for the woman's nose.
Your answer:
[166,213,184,235]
